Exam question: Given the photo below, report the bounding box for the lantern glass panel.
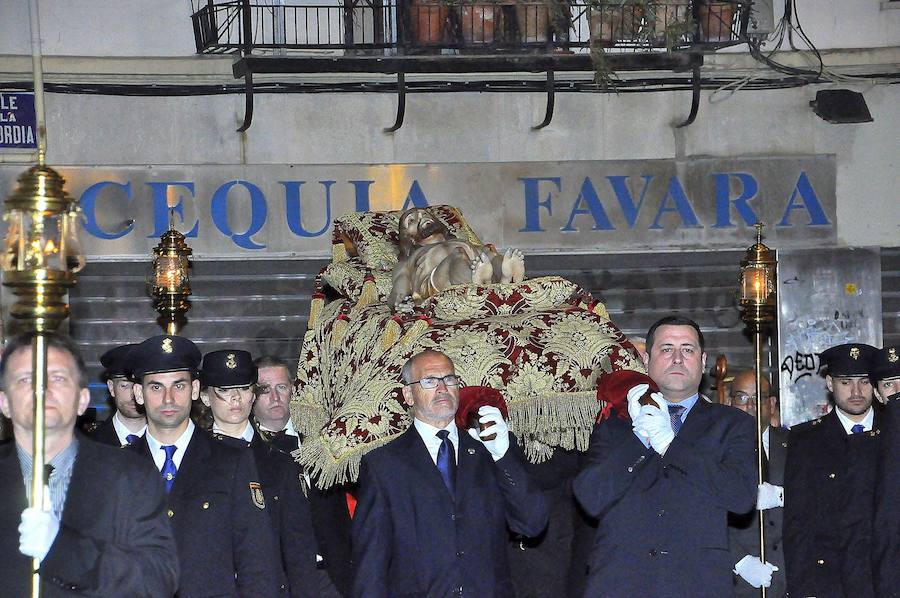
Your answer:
[154,255,188,293]
[741,265,770,304]
[0,210,72,272]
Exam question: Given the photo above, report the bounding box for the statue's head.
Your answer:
[398,207,452,257]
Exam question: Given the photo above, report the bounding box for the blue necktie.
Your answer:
[436,430,456,495]
[161,445,178,493]
[668,404,686,436]
[125,434,139,446]
[851,424,865,434]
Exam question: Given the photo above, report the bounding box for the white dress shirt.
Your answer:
[213,421,255,442]
[413,418,459,464]
[146,420,195,471]
[111,412,146,446]
[834,405,874,434]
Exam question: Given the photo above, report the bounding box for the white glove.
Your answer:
[626,384,649,422]
[467,405,510,461]
[734,554,778,588]
[756,482,784,510]
[19,507,60,562]
[634,403,674,455]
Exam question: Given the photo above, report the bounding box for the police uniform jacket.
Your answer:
[727,425,788,598]
[131,428,281,598]
[262,428,354,597]
[573,399,757,598]
[87,415,123,447]
[0,436,179,597]
[874,398,900,598]
[350,427,549,598]
[216,432,319,598]
[783,409,883,598]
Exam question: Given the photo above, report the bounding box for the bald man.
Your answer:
[726,371,787,596]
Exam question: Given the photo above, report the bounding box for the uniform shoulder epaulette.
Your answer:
[789,417,823,435]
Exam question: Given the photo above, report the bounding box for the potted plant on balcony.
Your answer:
[409,0,451,44]
[697,0,735,42]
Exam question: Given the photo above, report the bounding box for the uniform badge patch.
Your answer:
[249,482,265,509]
[850,347,860,360]
[225,353,237,369]
[162,338,173,354]
[889,348,898,363]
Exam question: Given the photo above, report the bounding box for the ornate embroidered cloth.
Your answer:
[292,207,644,488]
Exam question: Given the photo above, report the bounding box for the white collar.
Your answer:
[834,405,874,434]
[111,412,146,446]
[146,420,195,470]
[413,418,459,464]
[762,426,770,458]
[213,421,255,443]
[258,418,297,437]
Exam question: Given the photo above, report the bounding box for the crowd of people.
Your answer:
[0,314,897,597]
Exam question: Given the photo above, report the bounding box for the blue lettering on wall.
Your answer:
[562,177,614,232]
[349,180,374,212]
[402,181,430,210]
[80,181,134,240]
[713,172,759,228]
[146,182,199,238]
[283,180,334,238]
[777,172,831,227]
[650,176,702,229]
[210,180,267,250]
[607,175,653,229]
[519,177,560,232]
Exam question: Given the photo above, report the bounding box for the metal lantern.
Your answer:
[737,222,778,598]
[150,212,192,335]
[1,164,84,333]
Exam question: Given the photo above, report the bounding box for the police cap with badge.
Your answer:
[871,345,900,382]
[819,342,878,377]
[127,334,202,381]
[100,343,137,380]
[200,350,257,389]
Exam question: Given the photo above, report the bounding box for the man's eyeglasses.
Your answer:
[406,375,461,390]
[730,392,755,406]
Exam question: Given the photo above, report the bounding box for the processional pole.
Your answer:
[1,1,85,596]
[737,223,777,598]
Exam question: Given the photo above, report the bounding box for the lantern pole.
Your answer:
[738,223,778,598]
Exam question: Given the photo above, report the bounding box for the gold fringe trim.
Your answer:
[332,242,348,262]
[355,278,378,310]
[399,318,430,347]
[331,318,349,348]
[308,296,325,329]
[591,301,610,320]
[379,318,403,352]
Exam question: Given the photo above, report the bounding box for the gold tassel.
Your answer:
[356,276,377,310]
[399,316,431,346]
[331,315,350,348]
[380,316,403,352]
[332,242,348,262]
[308,293,325,329]
[590,300,609,319]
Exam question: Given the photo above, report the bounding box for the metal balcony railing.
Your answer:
[192,0,750,55]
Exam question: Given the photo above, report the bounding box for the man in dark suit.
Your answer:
[872,347,900,597]
[254,355,353,597]
[0,332,178,596]
[783,343,882,598]
[574,315,757,598]
[200,349,319,598]
[726,370,787,596]
[128,334,280,597]
[88,343,145,447]
[351,349,548,598]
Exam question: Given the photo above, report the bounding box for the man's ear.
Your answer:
[641,351,650,367]
[133,384,145,406]
[825,375,834,393]
[401,385,414,407]
[77,387,91,416]
[0,391,10,419]
[199,389,211,408]
[191,379,201,402]
[106,379,115,396]
[701,352,708,372]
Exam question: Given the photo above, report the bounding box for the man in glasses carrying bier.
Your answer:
[350,349,548,598]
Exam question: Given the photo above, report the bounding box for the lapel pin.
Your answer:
[467,448,476,455]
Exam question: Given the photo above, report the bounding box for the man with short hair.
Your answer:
[726,370,788,596]
[351,349,548,598]
[574,315,757,597]
[783,342,882,598]
[128,334,280,597]
[253,355,353,597]
[0,332,178,596]
[89,343,146,447]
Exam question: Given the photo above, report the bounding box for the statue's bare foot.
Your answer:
[501,248,525,283]
[396,296,416,313]
[471,251,494,285]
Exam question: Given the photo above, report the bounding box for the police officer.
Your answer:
[200,349,319,598]
[783,342,882,598]
[872,345,900,403]
[127,335,280,597]
[89,343,145,447]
